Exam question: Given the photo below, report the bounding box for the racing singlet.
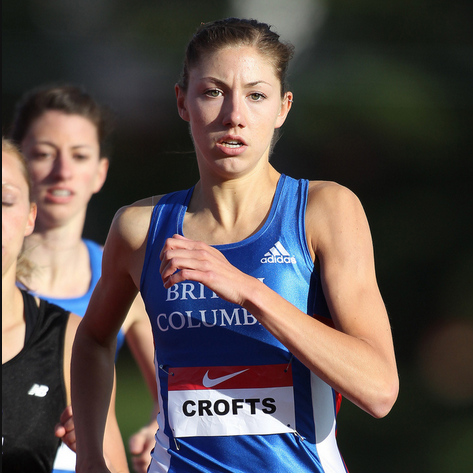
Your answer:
[140,174,348,473]
[2,291,68,473]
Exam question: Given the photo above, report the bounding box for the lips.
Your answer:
[44,187,74,203]
[49,189,72,197]
[216,135,247,155]
[221,140,244,149]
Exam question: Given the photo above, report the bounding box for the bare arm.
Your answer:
[64,314,129,472]
[159,183,398,418]
[71,201,153,472]
[121,295,157,401]
[122,295,160,473]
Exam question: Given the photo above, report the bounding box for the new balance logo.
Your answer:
[28,384,49,397]
[261,241,296,264]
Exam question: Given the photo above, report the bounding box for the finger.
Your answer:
[61,414,76,433]
[172,233,190,241]
[59,405,73,423]
[132,455,150,473]
[128,432,146,455]
[159,235,190,261]
[160,250,202,282]
[131,442,154,473]
[54,424,66,438]
[62,431,77,451]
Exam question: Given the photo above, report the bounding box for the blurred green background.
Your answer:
[3,1,473,471]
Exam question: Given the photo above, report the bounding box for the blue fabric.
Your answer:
[141,175,347,473]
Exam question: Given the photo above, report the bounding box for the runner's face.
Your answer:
[176,45,292,179]
[20,110,108,228]
[2,150,36,277]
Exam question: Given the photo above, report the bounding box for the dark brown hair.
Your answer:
[9,84,114,155]
[178,18,295,96]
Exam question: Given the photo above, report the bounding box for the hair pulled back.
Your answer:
[178,18,294,96]
[10,84,114,154]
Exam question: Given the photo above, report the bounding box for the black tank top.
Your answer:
[2,290,69,473]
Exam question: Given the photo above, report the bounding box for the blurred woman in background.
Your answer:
[9,85,158,473]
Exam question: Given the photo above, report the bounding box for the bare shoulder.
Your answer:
[307,180,362,210]
[110,195,165,251]
[105,194,167,285]
[306,180,371,253]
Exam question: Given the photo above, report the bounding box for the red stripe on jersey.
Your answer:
[168,364,293,391]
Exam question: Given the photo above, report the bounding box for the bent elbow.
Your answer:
[369,375,399,419]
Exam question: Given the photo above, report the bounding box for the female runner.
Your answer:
[71,18,398,473]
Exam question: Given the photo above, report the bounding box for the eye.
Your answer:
[205,89,223,98]
[73,154,89,161]
[2,193,16,206]
[31,151,53,161]
[248,92,266,101]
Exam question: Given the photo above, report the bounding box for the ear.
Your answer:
[175,84,190,122]
[25,203,37,237]
[275,91,293,129]
[92,157,110,194]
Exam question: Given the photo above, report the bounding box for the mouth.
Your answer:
[221,140,244,149]
[49,189,73,197]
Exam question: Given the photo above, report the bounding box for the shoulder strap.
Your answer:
[21,290,39,345]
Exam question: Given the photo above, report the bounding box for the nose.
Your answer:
[52,154,73,180]
[222,93,246,129]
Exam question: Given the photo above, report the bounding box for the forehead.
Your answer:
[2,151,28,190]
[25,110,99,144]
[190,45,279,84]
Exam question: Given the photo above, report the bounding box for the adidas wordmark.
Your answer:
[261,241,296,264]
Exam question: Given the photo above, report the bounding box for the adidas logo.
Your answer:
[261,241,296,264]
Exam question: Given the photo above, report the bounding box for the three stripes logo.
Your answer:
[261,241,296,264]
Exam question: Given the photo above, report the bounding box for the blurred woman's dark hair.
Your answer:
[10,84,114,156]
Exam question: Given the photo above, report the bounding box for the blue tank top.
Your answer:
[140,175,347,473]
[28,239,126,352]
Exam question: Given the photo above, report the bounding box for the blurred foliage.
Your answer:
[3,1,472,471]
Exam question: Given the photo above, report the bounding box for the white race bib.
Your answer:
[167,364,296,438]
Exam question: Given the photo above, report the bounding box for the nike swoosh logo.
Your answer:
[202,369,249,388]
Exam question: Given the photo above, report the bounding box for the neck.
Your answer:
[25,225,85,271]
[22,223,92,298]
[2,271,24,331]
[185,165,281,244]
[199,164,279,211]
[33,207,86,243]
[2,271,28,364]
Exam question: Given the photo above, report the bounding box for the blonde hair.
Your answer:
[2,137,36,282]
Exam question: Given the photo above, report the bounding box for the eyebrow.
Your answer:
[201,77,273,88]
[2,182,21,191]
[34,140,95,150]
